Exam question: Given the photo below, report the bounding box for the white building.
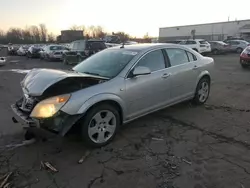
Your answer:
[159,19,250,42]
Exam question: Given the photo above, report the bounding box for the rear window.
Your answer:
[198,40,208,44]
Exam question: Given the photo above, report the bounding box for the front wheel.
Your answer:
[81,104,120,147]
[193,77,210,105]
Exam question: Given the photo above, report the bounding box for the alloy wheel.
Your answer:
[198,82,209,103]
[88,110,117,144]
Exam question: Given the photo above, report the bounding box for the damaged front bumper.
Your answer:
[11,102,82,137]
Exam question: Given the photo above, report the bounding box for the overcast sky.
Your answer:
[1,0,250,37]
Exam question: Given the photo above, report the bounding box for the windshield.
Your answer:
[73,49,138,78]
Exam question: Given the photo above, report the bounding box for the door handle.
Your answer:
[162,73,171,78]
[192,65,198,70]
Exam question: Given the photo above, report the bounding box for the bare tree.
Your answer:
[39,24,47,42]
[6,28,23,43]
[48,32,55,42]
[30,25,40,42]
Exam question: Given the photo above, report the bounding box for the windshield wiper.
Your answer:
[82,71,101,76]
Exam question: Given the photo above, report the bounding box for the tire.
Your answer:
[77,56,82,63]
[81,104,120,147]
[24,130,35,140]
[241,64,248,69]
[63,56,68,65]
[212,49,219,55]
[193,77,210,105]
[236,48,243,54]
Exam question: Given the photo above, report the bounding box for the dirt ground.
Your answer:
[0,54,250,188]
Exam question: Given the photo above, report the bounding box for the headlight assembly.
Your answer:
[30,94,71,118]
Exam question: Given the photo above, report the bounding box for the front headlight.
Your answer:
[30,94,71,118]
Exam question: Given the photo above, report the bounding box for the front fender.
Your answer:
[77,93,126,117]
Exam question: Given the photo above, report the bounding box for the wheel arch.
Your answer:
[77,94,126,124]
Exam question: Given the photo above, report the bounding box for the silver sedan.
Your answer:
[11,44,214,147]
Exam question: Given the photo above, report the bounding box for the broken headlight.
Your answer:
[30,94,71,118]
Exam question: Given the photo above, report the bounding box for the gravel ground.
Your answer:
[0,54,250,188]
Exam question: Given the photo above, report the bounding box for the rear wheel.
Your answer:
[241,64,248,69]
[193,77,210,105]
[80,104,120,147]
[212,49,219,55]
[236,47,243,53]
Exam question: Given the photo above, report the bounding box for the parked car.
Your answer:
[27,46,42,58]
[11,44,214,147]
[165,40,182,44]
[42,45,68,61]
[103,35,121,44]
[0,57,6,66]
[223,37,244,43]
[224,40,250,53]
[8,45,19,55]
[17,46,29,56]
[208,41,230,55]
[240,46,250,68]
[62,39,107,64]
[179,39,211,54]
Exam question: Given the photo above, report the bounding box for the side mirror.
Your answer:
[132,66,151,77]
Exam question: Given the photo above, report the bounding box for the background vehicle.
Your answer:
[165,40,182,44]
[43,45,68,61]
[240,46,250,68]
[0,57,6,66]
[103,35,121,44]
[209,41,230,55]
[62,39,107,64]
[224,40,250,53]
[179,39,211,54]
[27,46,42,58]
[11,44,214,147]
[8,45,19,55]
[17,45,29,56]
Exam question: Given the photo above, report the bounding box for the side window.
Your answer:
[186,40,196,45]
[135,50,165,72]
[186,51,197,61]
[165,48,189,66]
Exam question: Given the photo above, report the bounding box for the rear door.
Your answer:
[164,48,200,102]
[125,49,171,119]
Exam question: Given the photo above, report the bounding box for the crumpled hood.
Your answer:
[21,68,106,96]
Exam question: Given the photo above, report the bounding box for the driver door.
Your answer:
[124,49,171,120]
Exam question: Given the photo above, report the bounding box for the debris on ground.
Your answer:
[78,150,91,164]
[152,137,164,141]
[182,158,192,165]
[0,172,12,188]
[0,139,36,150]
[41,161,58,173]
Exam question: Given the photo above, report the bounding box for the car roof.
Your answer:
[73,39,104,43]
[109,43,188,51]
